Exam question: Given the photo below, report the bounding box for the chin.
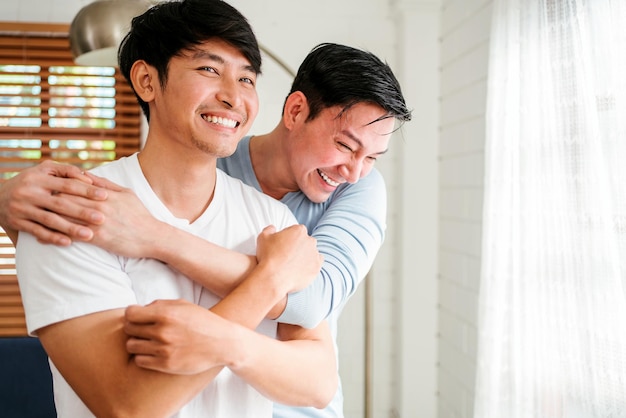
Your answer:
[215,143,239,158]
[305,190,330,204]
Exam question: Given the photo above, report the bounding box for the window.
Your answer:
[0,22,141,336]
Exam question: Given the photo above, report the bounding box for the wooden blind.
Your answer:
[0,22,141,336]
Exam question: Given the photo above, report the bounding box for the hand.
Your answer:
[124,299,238,375]
[0,160,108,245]
[256,224,323,294]
[79,185,167,259]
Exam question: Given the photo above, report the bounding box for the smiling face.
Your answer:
[144,38,259,159]
[286,100,395,203]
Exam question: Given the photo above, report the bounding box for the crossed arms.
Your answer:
[9,162,337,417]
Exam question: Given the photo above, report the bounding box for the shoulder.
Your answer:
[217,170,296,225]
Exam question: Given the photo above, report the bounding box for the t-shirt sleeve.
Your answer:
[16,232,136,336]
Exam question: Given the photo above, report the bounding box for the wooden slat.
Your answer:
[0,22,69,33]
[0,22,140,338]
[0,274,26,336]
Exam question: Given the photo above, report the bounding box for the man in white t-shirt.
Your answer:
[14,0,337,417]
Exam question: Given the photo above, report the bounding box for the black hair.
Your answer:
[289,43,412,127]
[118,0,261,120]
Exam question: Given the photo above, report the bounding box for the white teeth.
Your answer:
[202,115,237,128]
[318,169,340,187]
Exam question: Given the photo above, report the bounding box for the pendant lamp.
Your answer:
[68,0,295,77]
[69,0,153,67]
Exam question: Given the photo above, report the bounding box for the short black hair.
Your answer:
[289,43,412,127]
[118,0,261,120]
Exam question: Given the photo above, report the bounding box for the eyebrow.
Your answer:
[341,130,389,155]
[191,50,256,74]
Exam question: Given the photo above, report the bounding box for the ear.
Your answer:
[282,91,309,130]
[130,60,158,102]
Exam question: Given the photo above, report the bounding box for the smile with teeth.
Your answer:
[202,114,239,128]
[318,169,340,187]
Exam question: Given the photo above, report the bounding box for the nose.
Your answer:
[215,78,241,108]
[338,159,363,184]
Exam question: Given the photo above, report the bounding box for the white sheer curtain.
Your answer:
[475,1,626,417]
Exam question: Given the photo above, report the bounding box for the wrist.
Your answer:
[247,262,289,305]
[222,322,249,371]
[151,222,180,262]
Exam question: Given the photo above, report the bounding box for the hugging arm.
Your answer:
[278,170,388,328]
[78,172,387,328]
[22,222,334,417]
[1,164,386,327]
[123,225,337,408]
[67,181,292,317]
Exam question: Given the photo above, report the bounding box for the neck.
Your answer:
[138,138,218,222]
[249,126,298,200]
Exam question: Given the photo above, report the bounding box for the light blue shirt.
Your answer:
[218,136,387,418]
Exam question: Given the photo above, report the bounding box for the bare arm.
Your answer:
[278,170,388,328]
[1,167,289,317]
[0,161,108,246]
[38,308,224,418]
[31,222,328,416]
[123,226,337,408]
[122,301,336,409]
[230,321,337,408]
[79,184,289,317]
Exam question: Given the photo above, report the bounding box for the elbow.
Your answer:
[283,368,338,409]
[310,373,338,410]
[299,316,324,330]
[297,307,328,329]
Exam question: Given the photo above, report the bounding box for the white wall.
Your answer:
[438,0,492,416]
[1,0,496,416]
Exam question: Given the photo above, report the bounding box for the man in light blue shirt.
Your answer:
[0,43,411,417]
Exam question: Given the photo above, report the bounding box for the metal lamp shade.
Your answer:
[69,0,152,66]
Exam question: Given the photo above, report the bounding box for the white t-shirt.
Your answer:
[16,153,297,418]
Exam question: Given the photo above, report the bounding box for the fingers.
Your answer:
[39,160,91,182]
[260,224,277,234]
[124,299,185,327]
[46,193,106,226]
[124,319,158,341]
[132,354,164,372]
[127,340,187,375]
[124,303,159,325]
[125,336,170,373]
[47,176,108,201]
[26,161,107,201]
[124,302,181,373]
[124,305,160,341]
[26,222,74,246]
[8,198,96,244]
[0,161,111,245]
[85,172,125,192]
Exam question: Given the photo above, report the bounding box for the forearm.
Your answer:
[227,321,337,408]
[280,176,386,328]
[279,249,363,328]
[39,309,223,418]
[210,266,336,408]
[150,223,289,315]
[151,223,256,297]
[210,262,286,331]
